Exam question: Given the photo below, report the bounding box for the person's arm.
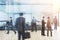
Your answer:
[36,19,40,22]
[15,18,18,28]
[23,18,25,32]
[24,18,25,28]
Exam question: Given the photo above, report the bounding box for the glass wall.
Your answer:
[0,0,57,26]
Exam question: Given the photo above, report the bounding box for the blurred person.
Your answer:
[6,21,10,34]
[15,13,25,40]
[7,17,16,34]
[53,16,58,30]
[41,16,46,36]
[31,17,39,32]
[47,17,52,37]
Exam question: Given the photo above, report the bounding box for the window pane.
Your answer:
[0,0,6,5]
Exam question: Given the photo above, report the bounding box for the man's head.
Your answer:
[43,16,44,18]
[10,17,12,19]
[33,17,35,19]
[10,17,12,18]
[19,13,23,16]
[48,16,50,19]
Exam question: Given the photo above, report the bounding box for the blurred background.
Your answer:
[0,0,60,30]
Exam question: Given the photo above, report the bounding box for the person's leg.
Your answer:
[51,31,52,37]
[54,25,57,30]
[56,25,57,30]
[43,27,45,35]
[47,29,49,36]
[41,28,43,35]
[7,29,9,34]
[22,32,25,40]
[13,28,16,34]
[31,26,33,32]
[31,24,34,32]
[50,29,52,37]
[18,31,21,40]
[35,23,37,32]
[54,26,56,30]
[41,27,44,35]
[44,27,45,35]
[12,25,16,34]
[7,26,9,34]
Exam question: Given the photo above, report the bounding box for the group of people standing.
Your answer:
[5,13,58,40]
[41,16,58,37]
[31,16,58,37]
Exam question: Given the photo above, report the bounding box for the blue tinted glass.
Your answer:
[0,5,6,11]
[0,0,6,5]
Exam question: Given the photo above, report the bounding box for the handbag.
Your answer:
[23,32,31,39]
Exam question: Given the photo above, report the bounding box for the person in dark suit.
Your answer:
[7,17,16,34]
[47,17,52,37]
[15,13,25,40]
[41,16,46,36]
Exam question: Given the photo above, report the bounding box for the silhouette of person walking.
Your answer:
[7,17,16,34]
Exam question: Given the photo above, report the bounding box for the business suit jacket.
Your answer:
[47,19,51,29]
[15,17,25,32]
[42,19,45,27]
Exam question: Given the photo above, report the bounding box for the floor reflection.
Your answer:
[1,26,60,40]
[0,30,52,40]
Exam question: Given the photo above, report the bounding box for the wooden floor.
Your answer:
[0,27,60,40]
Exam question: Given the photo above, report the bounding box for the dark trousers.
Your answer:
[18,31,25,40]
[31,23,37,32]
[41,27,45,35]
[7,25,16,34]
[47,28,52,36]
[54,24,57,30]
